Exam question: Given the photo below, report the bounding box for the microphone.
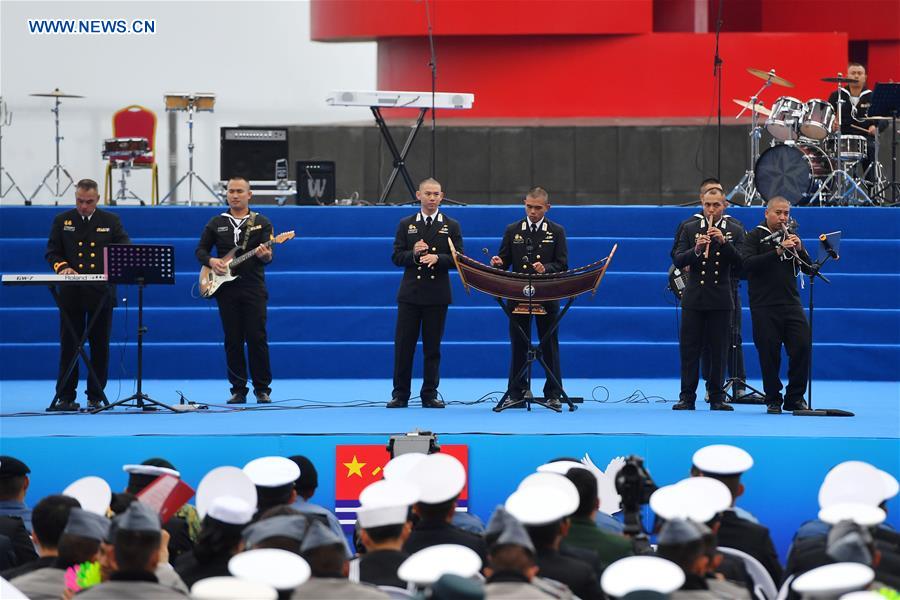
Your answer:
[760,229,784,243]
[819,234,840,260]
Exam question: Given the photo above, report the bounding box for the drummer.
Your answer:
[828,63,883,181]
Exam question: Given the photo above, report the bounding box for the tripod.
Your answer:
[728,77,774,206]
[29,91,79,204]
[161,101,219,205]
[0,99,27,202]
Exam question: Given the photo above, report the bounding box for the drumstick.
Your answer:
[849,123,870,134]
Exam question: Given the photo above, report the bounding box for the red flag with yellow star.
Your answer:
[334,445,469,536]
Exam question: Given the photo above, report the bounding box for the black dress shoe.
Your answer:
[52,400,80,412]
[545,397,562,410]
[766,403,783,415]
[386,397,408,408]
[784,400,809,411]
[227,392,247,405]
[255,392,271,404]
[87,398,103,409]
[672,400,696,410]
[710,401,734,411]
[421,397,445,409]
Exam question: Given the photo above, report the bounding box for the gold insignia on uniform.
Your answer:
[95,227,110,233]
[408,225,418,234]
[249,225,262,231]
[64,220,72,226]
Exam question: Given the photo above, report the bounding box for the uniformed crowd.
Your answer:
[1,444,897,599]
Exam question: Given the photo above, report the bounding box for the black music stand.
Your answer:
[92,244,176,414]
[868,83,900,205]
[46,277,111,412]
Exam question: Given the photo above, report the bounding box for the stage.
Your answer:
[2,376,898,563]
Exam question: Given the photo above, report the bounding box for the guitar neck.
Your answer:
[230,239,273,269]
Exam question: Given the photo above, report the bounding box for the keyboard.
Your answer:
[327,90,474,110]
[2,274,108,285]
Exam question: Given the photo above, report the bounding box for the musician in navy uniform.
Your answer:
[491,187,568,409]
[387,178,463,409]
[671,182,743,411]
[195,176,274,405]
[740,196,812,414]
[827,62,884,185]
[670,179,762,404]
[45,179,130,411]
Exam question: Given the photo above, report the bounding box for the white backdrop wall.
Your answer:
[0,0,376,205]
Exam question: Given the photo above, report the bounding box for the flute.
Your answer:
[704,218,713,258]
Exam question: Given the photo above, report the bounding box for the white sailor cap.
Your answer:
[600,556,685,597]
[506,473,579,525]
[383,452,428,481]
[228,548,311,590]
[536,460,588,476]
[356,479,419,529]
[62,476,112,516]
[122,464,180,478]
[398,544,483,586]
[692,444,754,476]
[539,458,623,515]
[791,563,874,598]
[819,502,886,527]
[650,477,731,524]
[839,593,884,600]
[196,466,257,520]
[207,496,255,526]
[190,576,277,600]
[819,461,890,509]
[243,456,301,488]
[876,468,899,503]
[406,453,466,504]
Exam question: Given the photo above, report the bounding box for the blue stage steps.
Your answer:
[1,205,898,381]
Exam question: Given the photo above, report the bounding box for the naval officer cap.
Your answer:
[650,477,730,524]
[299,520,344,553]
[692,444,753,476]
[356,479,419,529]
[190,576,277,600]
[791,563,874,598]
[243,456,301,488]
[228,548,311,590]
[600,556,685,597]
[406,452,466,504]
[116,500,161,533]
[0,456,30,479]
[122,460,180,479]
[243,515,308,548]
[64,507,110,541]
[398,544,483,586]
[819,502,886,527]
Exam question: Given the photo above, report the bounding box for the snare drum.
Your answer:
[755,142,833,205]
[766,96,805,141]
[825,135,867,162]
[102,137,150,160]
[800,99,835,140]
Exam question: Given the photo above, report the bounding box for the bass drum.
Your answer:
[755,142,833,205]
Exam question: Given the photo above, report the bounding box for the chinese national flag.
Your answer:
[334,445,469,536]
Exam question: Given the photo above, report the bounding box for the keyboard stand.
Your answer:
[371,106,427,205]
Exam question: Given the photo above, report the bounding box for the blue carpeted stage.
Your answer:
[1,205,898,562]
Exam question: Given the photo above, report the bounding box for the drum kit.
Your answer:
[102,137,152,204]
[728,68,890,206]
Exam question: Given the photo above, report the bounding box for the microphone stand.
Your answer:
[424,0,437,179]
[713,0,724,180]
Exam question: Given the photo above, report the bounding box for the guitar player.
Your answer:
[195,176,274,405]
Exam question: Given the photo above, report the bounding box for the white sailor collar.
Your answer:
[521,218,547,232]
[838,87,871,98]
[417,211,443,223]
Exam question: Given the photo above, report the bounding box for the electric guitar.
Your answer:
[199,231,295,298]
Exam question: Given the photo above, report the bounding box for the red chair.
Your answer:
[103,105,159,205]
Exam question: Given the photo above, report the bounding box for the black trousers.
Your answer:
[57,285,114,402]
[750,304,810,406]
[392,302,448,401]
[507,301,563,398]
[701,283,746,387]
[215,285,272,395]
[680,308,731,403]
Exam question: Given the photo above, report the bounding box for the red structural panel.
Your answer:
[310,0,652,40]
[761,0,899,41]
[377,33,848,118]
[868,42,900,83]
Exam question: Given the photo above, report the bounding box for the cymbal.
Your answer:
[821,76,859,84]
[29,88,84,99]
[746,67,795,88]
[733,98,772,117]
